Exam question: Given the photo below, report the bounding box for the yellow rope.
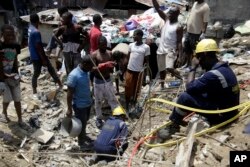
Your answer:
[143,98,250,147]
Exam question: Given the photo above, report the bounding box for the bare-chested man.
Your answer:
[91,36,118,128]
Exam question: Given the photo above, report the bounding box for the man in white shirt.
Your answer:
[125,29,150,110]
[152,0,183,89]
[183,0,210,66]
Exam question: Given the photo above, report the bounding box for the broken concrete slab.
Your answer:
[145,147,165,161]
[215,135,230,146]
[31,128,54,144]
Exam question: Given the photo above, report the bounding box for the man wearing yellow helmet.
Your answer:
[158,39,240,140]
[93,106,128,162]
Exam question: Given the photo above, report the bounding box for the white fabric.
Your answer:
[157,20,179,55]
[187,2,210,34]
[127,43,150,72]
[94,80,118,119]
[112,43,129,55]
[62,42,80,53]
[157,51,176,71]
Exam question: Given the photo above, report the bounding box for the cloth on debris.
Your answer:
[235,20,250,35]
[112,43,129,55]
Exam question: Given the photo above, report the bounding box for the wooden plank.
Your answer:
[175,122,197,167]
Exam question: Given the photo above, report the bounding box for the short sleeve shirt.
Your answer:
[67,66,92,108]
[187,2,210,34]
[28,25,42,60]
[0,42,20,74]
[127,43,150,72]
[89,25,102,53]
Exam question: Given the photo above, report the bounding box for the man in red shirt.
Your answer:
[90,14,102,53]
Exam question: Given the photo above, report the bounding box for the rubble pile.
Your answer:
[1,3,250,167]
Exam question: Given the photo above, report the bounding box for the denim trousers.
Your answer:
[73,105,91,145]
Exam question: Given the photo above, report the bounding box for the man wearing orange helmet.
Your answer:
[158,39,240,140]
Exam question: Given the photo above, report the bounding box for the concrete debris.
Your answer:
[31,128,54,144]
[27,100,39,111]
[215,135,230,146]
[145,147,165,161]
[1,3,250,167]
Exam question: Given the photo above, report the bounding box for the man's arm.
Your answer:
[152,0,167,21]
[53,27,64,49]
[119,122,128,143]
[66,86,74,117]
[202,22,208,34]
[90,52,98,72]
[202,6,210,33]
[175,26,184,66]
[186,57,199,85]
[66,73,76,117]
[12,45,21,74]
[144,44,151,65]
[32,32,48,65]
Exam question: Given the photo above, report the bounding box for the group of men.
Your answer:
[0,0,241,163]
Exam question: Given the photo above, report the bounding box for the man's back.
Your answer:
[67,66,92,108]
[186,62,239,109]
[95,117,126,147]
[89,26,101,53]
[187,2,210,34]
[28,25,41,60]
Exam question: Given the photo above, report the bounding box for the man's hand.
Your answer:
[199,33,205,40]
[191,57,200,69]
[98,61,116,71]
[175,52,185,68]
[66,109,73,118]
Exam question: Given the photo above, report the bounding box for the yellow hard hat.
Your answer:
[195,39,219,54]
[112,106,126,116]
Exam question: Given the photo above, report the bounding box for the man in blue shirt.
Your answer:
[28,13,62,94]
[94,106,128,162]
[158,39,240,139]
[66,55,94,151]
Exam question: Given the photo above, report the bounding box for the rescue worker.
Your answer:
[158,39,240,139]
[94,106,128,162]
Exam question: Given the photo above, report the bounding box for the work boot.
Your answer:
[157,123,180,143]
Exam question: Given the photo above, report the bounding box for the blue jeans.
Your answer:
[73,105,91,145]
